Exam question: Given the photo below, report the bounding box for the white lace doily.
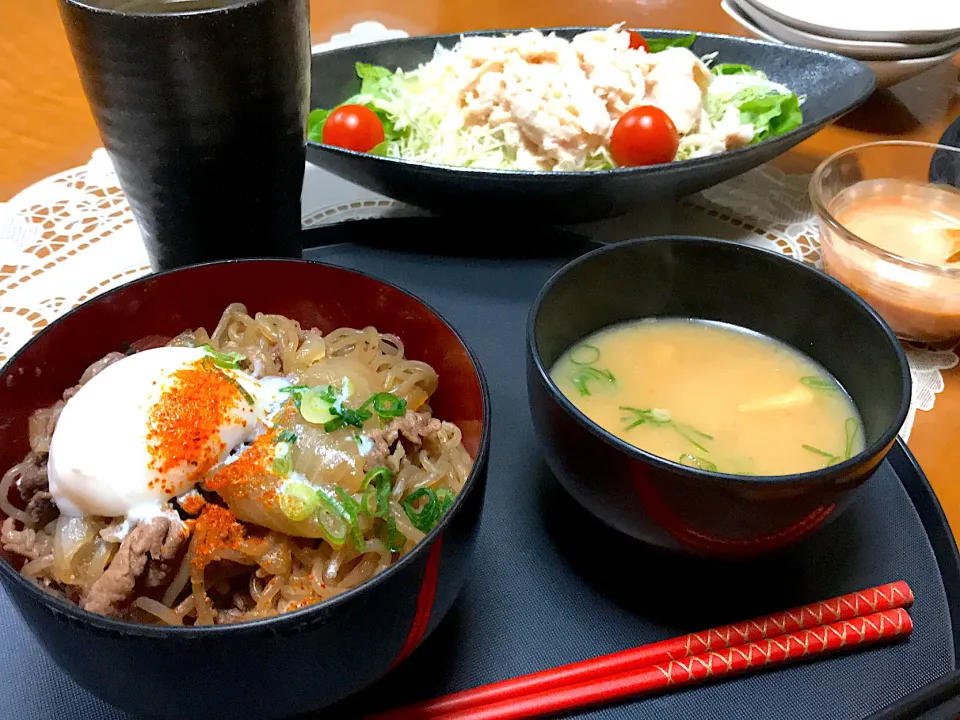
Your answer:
[0,21,955,443]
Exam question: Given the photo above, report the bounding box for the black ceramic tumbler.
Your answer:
[57,0,310,270]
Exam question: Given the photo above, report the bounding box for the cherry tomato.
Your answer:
[610,106,680,167]
[322,104,385,153]
[627,31,649,52]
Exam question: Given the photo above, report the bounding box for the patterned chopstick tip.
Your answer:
[666,609,912,685]
[682,581,913,655]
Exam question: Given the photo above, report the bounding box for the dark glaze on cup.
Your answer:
[57,0,310,270]
[527,237,910,558]
[0,260,490,719]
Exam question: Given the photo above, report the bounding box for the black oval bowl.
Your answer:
[307,28,875,223]
[527,237,910,558]
[0,259,490,719]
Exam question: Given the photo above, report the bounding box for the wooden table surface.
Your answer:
[1,1,959,530]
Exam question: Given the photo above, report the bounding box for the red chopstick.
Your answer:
[372,581,913,720]
[438,608,913,720]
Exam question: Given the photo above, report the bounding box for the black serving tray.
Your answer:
[1,220,958,720]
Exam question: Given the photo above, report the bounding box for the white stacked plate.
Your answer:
[722,0,960,87]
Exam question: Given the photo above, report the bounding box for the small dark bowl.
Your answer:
[0,260,490,719]
[527,237,910,558]
[307,28,875,223]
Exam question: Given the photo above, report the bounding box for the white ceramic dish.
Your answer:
[729,0,960,60]
[721,0,960,88]
[741,0,960,43]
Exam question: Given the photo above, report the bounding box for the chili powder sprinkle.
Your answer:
[146,358,251,495]
[190,504,246,570]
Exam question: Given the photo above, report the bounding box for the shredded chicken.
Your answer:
[388,23,750,171]
[82,516,189,616]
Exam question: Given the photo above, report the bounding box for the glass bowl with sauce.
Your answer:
[810,140,960,343]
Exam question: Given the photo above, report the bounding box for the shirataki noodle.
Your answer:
[0,304,473,625]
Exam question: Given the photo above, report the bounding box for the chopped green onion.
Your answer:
[844,417,860,460]
[569,344,601,366]
[277,430,298,445]
[802,444,835,459]
[335,486,366,552]
[324,404,373,433]
[801,376,838,392]
[201,357,254,405]
[801,444,841,467]
[271,442,294,477]
[360,466,395,518]
[200,344,246,369]
[619,407,711,453]
[300,386,336,424]
[279,385,309,409]
[279,481,319,521]
[679,424,713,440]
[572,366,616,396]
[384,515,407,553]
[403,488,442,533]
[672,424,710,454]
[372,392,407,418]
[315,487,349,547]
[361,466,393,490]
[436,487,455,515]
[678,454,717,471]
[620,406,651,430]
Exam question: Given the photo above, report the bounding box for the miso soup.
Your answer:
[551,319,864,476]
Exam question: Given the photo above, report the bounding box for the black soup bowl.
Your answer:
[527,238,910,559]
[0,259,490,719]
[307,28,875,223]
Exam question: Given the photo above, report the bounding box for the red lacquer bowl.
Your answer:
[0,259,490,719]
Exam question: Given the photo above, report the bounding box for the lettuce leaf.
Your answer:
[646,33,696,52]
[711,63,755,76]
[306,109,330,143]
[306,63,408,148]
[354,62,395,99]
[736,93,803,141]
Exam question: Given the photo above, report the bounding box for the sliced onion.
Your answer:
[52,516,104,585]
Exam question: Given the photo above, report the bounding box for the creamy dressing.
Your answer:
[833,179,960,266]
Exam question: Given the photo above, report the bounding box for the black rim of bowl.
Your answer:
[527,236,911,486]
[0,257,492,637]
[307,28,875,177]
[60,0,265,16]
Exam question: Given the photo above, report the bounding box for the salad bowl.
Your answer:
[306,28,875,223]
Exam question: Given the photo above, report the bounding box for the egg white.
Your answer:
[48,346,289,520]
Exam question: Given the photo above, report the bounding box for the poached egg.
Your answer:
[48,346,289,520]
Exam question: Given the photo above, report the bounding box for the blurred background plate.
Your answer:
[726,0,960,60]
[721,0,959,87]
[740,0,960,43]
